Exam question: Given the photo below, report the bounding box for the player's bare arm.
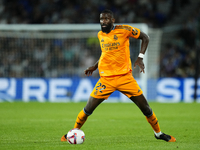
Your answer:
[134,31,149,73]
[84,60,99,76]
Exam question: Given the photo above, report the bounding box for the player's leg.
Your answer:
[130,94,160,133]
[74,96,105,129]
[61,76,114,141]
[117,72,176,142]
[130,94,176,142]
[61,96,104,141]
[73,76,114,129]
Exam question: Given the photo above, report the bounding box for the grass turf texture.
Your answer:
[0,102,200,150]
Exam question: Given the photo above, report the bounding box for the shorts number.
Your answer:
[95,82,106,93]
[99,85,106,93]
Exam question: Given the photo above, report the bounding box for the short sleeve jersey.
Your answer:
[97,25,140,76]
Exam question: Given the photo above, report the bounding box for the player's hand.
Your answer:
[134,58,145,73]
[84,66,97,76]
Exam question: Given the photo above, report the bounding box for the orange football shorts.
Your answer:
[90,71,143,99]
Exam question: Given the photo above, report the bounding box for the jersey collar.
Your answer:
[112,25,115,30]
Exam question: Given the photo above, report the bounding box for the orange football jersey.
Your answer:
[97,25,140,76]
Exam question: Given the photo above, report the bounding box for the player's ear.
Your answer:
[112,18,115,23]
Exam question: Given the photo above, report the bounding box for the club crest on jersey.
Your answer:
[101,38,104,42]
[94,91,97,95]
[132,28,138,35]
[114,35,118,40]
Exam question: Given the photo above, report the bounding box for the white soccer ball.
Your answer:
[67,128,85,144]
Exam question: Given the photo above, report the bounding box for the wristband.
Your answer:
[138,53,144,58]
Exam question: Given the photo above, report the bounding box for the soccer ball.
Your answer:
[67,128,85,144]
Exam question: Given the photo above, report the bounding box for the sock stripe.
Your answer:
[83,108,92,116]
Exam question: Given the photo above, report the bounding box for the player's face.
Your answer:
[100,13,114,33]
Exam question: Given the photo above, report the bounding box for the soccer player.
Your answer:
[61,9,176,142]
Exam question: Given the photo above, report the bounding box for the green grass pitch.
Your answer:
[0,102,200,150]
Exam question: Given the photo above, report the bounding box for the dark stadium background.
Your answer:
[0,0,199,102]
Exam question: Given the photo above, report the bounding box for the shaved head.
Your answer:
[101,9,114,18]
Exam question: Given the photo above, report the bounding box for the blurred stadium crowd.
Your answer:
[0,0,199,78]
[0,0,189,27]
[160,4,200,77]
[0,37,101,77]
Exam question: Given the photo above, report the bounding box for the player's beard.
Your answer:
[101,23,112,33]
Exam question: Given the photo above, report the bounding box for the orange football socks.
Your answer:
[74,109,88,129]
[146,111,161,133]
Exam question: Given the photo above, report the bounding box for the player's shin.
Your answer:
[74,109,89,129]
[146,111,161,133]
